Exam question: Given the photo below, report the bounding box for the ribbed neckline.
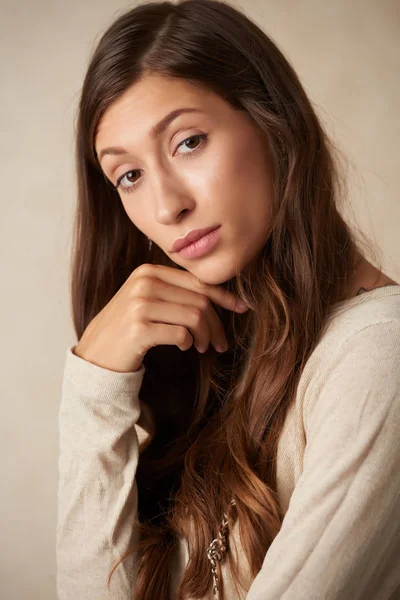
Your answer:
[328,284,400,316]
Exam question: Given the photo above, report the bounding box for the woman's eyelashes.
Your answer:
[114,133,208,194]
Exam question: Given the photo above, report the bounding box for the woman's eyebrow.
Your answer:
[96,107,205,163]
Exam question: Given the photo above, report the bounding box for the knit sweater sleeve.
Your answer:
[246,320,400,600]
[56,345,147,600]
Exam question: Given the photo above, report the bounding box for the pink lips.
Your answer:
[176,226,221,259]
[171,225,221,253]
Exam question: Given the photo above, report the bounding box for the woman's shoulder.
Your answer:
[321,283,400,349]
[297,285,400,404]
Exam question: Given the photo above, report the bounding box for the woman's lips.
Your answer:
[171,225,221,252]
[176,226,221,259]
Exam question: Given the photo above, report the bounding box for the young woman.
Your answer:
[56,1,400,598]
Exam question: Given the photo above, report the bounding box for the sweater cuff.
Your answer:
[63,345,146,399]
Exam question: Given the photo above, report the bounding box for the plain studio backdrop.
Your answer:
[0,0,399,598]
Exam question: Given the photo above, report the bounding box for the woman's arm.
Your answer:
[56,345,147,599]
[246,321,400,600]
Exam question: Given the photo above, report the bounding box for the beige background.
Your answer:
[0,0,398,597]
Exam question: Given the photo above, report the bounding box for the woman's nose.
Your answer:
[152,176,196,225]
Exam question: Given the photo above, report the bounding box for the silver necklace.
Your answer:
[206,497,237,600]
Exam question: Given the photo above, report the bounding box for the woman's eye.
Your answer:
[115,134,207,194]
[116,170,140,191]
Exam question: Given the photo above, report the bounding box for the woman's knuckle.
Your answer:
[191,306,204,325]
[134,263,152,277]
[178,327,189,344]
[131,297,148,315]
[198,294,210,310]
[133,275,153,296]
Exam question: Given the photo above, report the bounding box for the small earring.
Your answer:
[148,237,153,252]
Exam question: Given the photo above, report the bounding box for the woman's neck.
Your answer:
[346,253,398,300]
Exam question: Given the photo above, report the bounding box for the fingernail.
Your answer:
[236,300,249,311]
[216,343,229,352]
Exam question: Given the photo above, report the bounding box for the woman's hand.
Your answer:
[73,263,249,373]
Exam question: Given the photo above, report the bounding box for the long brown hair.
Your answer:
[70,1,379,598]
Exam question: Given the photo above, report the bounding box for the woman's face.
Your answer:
[95,74,275,285]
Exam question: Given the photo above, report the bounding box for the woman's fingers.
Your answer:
[130,277,229,351]
[129,263,249,314]
[133,299,213,352]
[75,263,250,373]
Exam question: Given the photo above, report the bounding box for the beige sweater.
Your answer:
[56,285,400,600]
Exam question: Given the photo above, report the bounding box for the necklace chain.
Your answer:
[206,497,237,600]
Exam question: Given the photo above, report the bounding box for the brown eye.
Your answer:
[123,170,139,184]
[116,170,140,192]
[177,134,206,154]
[183,136,200,150]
